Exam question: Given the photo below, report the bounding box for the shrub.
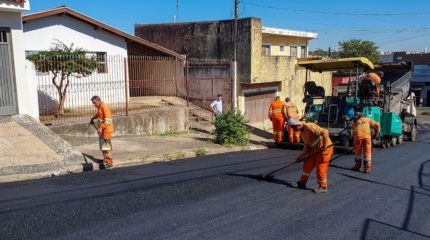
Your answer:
[195,148,208,157]
[214,109,249,146]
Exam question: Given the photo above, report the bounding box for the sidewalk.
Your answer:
[60,130,272,170]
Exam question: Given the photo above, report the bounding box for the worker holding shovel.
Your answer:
[90,96,114,170]
[288,118,334,193]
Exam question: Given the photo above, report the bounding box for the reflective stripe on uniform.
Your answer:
[271,109,282,113]
[311,137,321,148]
[318,179,327,184]
[302,172,310,177]
[104,118,113,124]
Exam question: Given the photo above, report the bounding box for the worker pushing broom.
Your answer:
[261,118,334,193]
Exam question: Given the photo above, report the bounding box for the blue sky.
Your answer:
[28,0,430,52]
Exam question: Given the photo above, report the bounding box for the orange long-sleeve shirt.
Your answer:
[268,100,285,119]
[284,102,299,119]
[97,103,114,137]
[351,117,380,140]
[300,123,333,158]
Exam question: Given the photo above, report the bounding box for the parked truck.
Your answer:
[291,57,417,149]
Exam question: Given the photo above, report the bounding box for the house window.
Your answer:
[301,46,307,58]
[280,45,285,53]
[290,46,297,57]
[96,52,107,73]
[86,52,108,73]
[262,45,271,56]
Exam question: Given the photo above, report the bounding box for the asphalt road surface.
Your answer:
[1,127,430,240]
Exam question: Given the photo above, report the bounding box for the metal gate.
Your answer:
[0,28,17,116]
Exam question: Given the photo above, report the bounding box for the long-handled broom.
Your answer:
[259,143,337,179]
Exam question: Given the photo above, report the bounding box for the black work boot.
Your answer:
[352,159,361,171]
[290,181,307,189]
[313,187,328,193]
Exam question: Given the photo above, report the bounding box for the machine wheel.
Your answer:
[381,139,387,149]
[386,138,392,148]
[410,125,417,142]
[391,137,397,146]
[397,134,404,145]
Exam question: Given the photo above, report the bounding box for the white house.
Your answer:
[0,0,39,119]
[22,6,183,117]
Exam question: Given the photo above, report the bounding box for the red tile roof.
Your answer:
[22,6,184,60]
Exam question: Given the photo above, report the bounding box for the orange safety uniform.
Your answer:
[352,117,380,171]
[268,100,286,142]
[97,103,114,165]
[299,123,333,189]
[367,73,382,98]
[284,102,301,143]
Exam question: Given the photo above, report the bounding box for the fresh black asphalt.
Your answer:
[1,127,430,240]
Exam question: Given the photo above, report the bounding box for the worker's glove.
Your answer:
[90,119,94,125]
[321,146,328,151]
[295,156,302,162]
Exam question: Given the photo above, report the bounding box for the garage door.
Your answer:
[244,91,276,123]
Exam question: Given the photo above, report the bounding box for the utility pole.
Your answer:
[232,0,239,112]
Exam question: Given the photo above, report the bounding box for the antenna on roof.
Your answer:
[174,0,179,23]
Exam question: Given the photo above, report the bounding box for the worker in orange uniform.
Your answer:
[351,111,380,174]
[288,118,334,193]
[90,96,114,170]
[283,97,300,143]
[367,72,382,99]
[268,96,286,143]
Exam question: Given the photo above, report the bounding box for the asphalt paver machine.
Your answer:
[286,57,417,149]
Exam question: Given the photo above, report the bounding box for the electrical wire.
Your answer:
[242,1,430,16]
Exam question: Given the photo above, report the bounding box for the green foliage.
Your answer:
[214,110,249,146]
[338,39,381,64]
[26,40,98,116]
[26,40,98,76]
[309,48,339,58]
[194,148,208,157]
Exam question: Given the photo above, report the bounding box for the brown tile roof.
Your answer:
[22,6,184,60]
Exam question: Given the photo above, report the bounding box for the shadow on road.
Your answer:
[359,159,430,239]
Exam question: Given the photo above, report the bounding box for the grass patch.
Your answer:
[155,129,179,137]
[194,148,208,157]
[174,152,186,160]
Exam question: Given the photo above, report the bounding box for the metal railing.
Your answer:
[29,55,232,126]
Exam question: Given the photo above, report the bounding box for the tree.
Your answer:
[27,40,98,116]
[338,39,381,64]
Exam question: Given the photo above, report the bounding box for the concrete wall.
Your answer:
[135,18,254,84]
[50,107,190,137]
[0,9,39,119]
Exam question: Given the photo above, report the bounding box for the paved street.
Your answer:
[1,126,430,240]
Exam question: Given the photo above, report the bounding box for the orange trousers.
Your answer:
[288,125,301,143]
[354,138,372,160]
[300,147,333,189]
[99,137,113,165]
[272,116,285,142]
[354,138,372,169]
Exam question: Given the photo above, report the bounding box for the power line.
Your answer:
[379,33,430,45]
[242,1,430,16]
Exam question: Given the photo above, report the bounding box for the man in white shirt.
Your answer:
[210,94,223,116]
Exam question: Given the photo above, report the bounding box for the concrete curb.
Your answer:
[0,144,268,184]
[111,144,268,168]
